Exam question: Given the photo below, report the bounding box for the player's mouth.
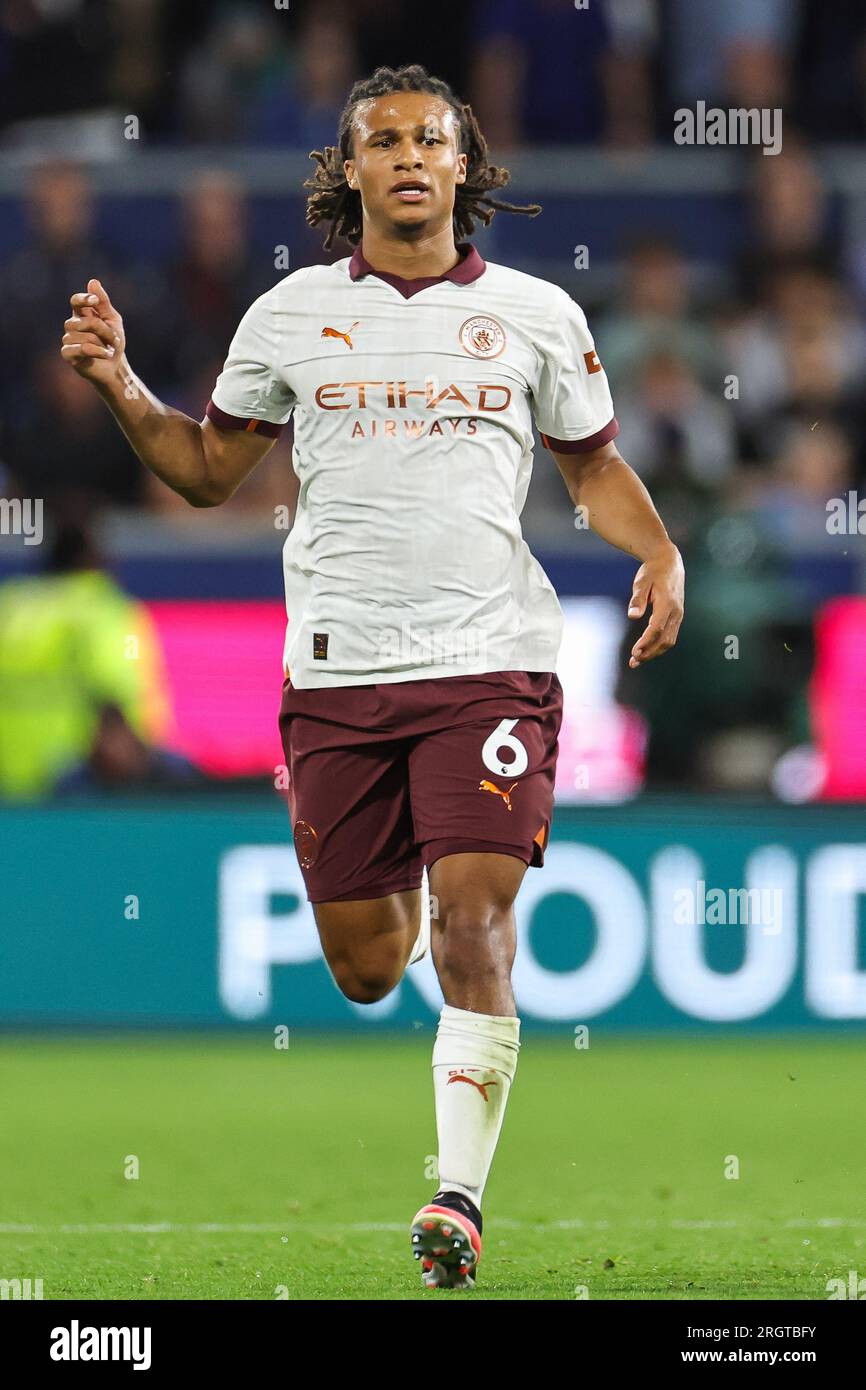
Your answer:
[390,181,430,202]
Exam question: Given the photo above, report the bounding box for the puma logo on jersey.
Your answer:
[321,321,360,349]
[447,1073,498,1102]
[478,779,518,811]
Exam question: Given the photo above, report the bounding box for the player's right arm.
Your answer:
[61,278,275,506]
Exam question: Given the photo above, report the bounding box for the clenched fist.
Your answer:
[61,278,126,385]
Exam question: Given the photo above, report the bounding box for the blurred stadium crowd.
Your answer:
[2,0,865,147]
[0,0,865,801]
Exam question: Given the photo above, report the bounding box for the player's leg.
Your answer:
[311,883,425,1003]
[409,849,524,1287]
[429,849,522,1015]
[407,670,563,1288]
[279,679,429,1005]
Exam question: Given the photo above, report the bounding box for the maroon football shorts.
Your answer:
[278,669,563,903]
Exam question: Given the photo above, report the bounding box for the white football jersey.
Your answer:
[208,243,618,688]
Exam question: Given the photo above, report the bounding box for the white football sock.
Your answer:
[432,1004,520,1209]
[407,867,431,966]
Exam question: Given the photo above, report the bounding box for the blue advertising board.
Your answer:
[2,796,866,1030]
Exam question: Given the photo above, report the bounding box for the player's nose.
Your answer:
[393,144,424,169]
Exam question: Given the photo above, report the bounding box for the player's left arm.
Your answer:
[551,441,684,668]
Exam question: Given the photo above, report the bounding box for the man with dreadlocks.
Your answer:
[61,63,684,1291]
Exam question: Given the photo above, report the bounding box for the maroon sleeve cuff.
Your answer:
[206,400,284,439]
[540,417,619,455]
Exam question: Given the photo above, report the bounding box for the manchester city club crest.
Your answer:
[458,314,507,359]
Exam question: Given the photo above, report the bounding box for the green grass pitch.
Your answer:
[0,1033,863,1300]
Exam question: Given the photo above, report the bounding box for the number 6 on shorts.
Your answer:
[480,718,528,777]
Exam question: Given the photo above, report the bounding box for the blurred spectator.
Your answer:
[160,170,273,387]
[177,1,358,150]
[737,139,839,304]
[244,1,358,150]
[144,167,302,515]
[55,702,202,794]
[178,6,290,144]
[617,506,810,790]
[0,163,115,409]
[103,0,166,131]
[614,350,738,502]
[469,0,638,147]
[749,140,832,261]
[724,258,866,476]
[3,350,143,506]
[597,236,723,391]
[661,0,796,115]
[0,512,172,800]
[749,421,857,548]
[0,160,162,433]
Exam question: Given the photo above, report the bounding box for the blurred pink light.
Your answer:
[146,601,287,777]
[812,597,866,799]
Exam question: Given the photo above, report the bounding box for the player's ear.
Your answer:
[455,153,467,185]
[344,161,358,190]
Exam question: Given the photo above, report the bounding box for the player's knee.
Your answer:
[329,959,400,1005]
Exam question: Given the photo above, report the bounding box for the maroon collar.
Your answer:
[348,241,486,298]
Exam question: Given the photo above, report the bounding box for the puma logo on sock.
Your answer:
[447,1071,498,1102]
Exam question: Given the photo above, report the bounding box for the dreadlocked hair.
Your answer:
[305,63,542,250]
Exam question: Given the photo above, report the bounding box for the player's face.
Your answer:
[344,92,467,239]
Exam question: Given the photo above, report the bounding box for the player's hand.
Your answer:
[627,543,684,668]
[61,278,126,384]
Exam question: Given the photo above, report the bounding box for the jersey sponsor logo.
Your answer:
[459,315,506,359]
[321,321,360,349]
[447,1070,498,1102]
[349,417,479,440]
[314,380,511,411]
[313,632,329,660]
[583,348,602,374]
[478,778,518,811]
